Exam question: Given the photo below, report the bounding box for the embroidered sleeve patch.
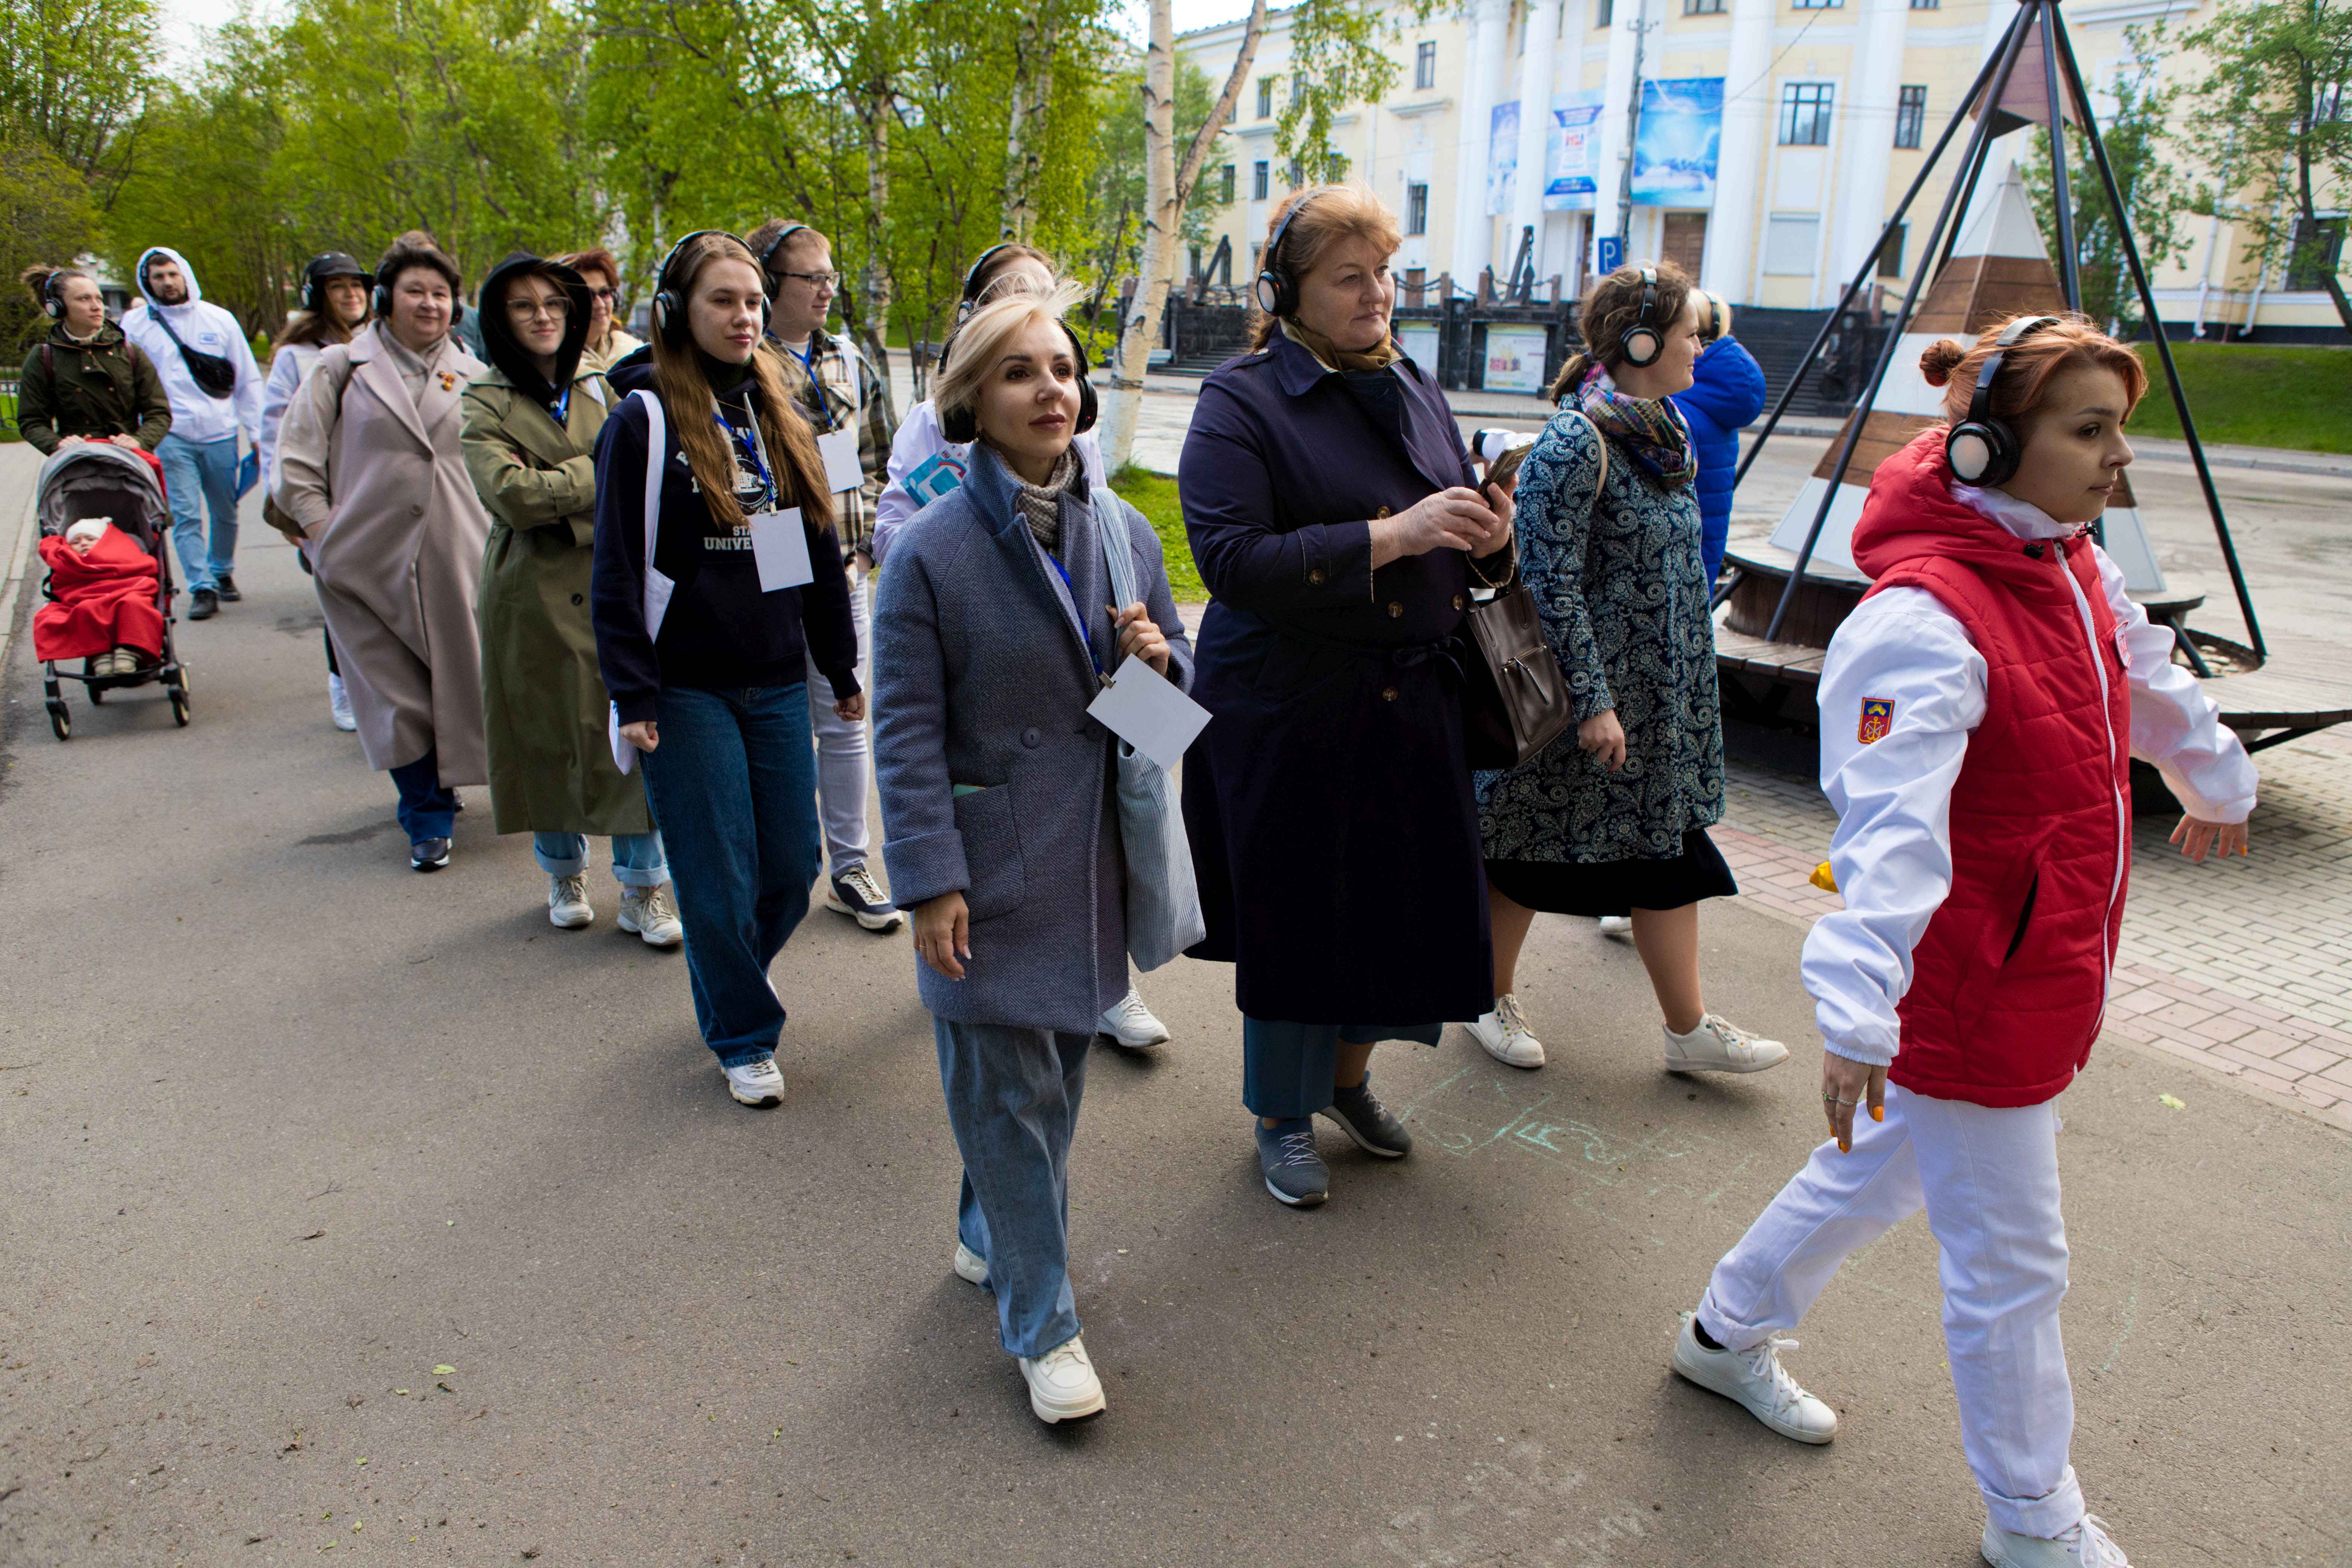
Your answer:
[1857,698,1894,744]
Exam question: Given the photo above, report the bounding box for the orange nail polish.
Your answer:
[1871,1106,1885,1122]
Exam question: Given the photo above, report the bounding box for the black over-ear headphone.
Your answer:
[1253,190,1327,319]
[300,253,371,313]
[650,230,768,345]
[374,266,464,327]
[956,243,1017,324]
[938,319,1098,445]
[756,222,810,292]
[41,270,68,319]
[1618,266,1663,368]
[1945,315,2061,488]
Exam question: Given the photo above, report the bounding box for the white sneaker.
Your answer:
[824,864,907,931]
[328,672,357,731]
[1982,1516,2133,1568]
[1467,992,1545,1069]
[618,883,684,948]
[1597,914,1633,937]
[952,1242,988,1285]
[1097,988,1171,1048]
[722,1057,784,1107]
[1670,1313,1836,1444]
[1018,1335,1106,1424]
[1664,1014,1790,1074]
[547,873,593,929]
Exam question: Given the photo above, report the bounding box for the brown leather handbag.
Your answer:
[1460,563,1575,770]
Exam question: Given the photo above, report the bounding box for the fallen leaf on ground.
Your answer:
[2158,1093,2187,1110]
[432,1365,455,1375]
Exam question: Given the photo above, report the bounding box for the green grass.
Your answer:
[1108,463,1204,601]
[2127,342,2352,453]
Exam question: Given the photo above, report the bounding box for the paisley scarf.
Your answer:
[1572,362,1695,488]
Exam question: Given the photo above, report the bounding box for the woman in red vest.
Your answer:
[1666,316,2256,1568]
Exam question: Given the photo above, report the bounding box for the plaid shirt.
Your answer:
[770,325,895,560]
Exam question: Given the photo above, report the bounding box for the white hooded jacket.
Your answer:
[120,246,265,447]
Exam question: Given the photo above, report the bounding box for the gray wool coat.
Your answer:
[873,442,1195,1035]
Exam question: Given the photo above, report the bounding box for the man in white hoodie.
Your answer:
[122,247,265,621]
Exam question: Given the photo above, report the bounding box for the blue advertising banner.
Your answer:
[1544,92,1604,211]
[1631,77,1724,207]
[1487,100,1521,216]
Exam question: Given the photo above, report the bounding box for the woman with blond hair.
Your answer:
[591,231,861,1109]
[1179,184,1514,1208]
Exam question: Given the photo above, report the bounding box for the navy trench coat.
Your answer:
[1178,331,1495,1024]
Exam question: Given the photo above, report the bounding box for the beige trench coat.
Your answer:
[275,323,493,785]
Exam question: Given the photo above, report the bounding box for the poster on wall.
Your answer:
[1483,326,1550,394]
[1544,93,1604,211]
[1396,322,1442,371]
[1631,77,1724,207]
[1486,101,1521,215]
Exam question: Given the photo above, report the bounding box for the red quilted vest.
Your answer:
[1848,431,2133,1108]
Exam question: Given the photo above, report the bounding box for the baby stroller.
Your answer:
[35,443,190,740]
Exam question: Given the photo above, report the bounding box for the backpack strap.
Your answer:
[631,389,676,642]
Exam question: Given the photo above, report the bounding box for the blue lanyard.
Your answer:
[551,386,571,424]
[1041,550,1101,675]
[715,410,772,500]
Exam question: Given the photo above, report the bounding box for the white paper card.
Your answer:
[817,427,862,494]
[1086,658,1211,772]
[608,702,636,775]
[748,508,812,593]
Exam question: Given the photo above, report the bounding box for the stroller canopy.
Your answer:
[37,443,169,544]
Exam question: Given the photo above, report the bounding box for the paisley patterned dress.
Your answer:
[1475,407,1730,906]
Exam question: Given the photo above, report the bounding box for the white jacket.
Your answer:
[872,398,1105,565]
[119,246,264,447]
[260,341,325,492]
[1805,483,2259,1068]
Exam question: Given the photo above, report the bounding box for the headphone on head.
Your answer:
[373,266,464,327]
[300,253,371,314]
[1944,315,2061,488]
[1702,292,1724,344]
[1617,266,1663,368]
[756,222,810,292]
[956,243,1020,324]
[650,229,767,346]
[40,270,69,319]
[938,317,1098,445]
[1253,192,1326,319]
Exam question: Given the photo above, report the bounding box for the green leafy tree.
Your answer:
[0,0,159,199]
[0,135,106,351]
[2021,36,2187,336]
[1274,0,1436,184]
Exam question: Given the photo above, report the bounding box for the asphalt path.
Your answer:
[3,503,2348,1566]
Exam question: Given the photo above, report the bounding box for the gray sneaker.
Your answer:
[1321,1076,1412,1158]
[1254,1118,1329,1207]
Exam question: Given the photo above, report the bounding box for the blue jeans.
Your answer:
[389,746,457,845]
[1241,1018,1443,1119]
[533,831,669,890]
[158,433,239,593]
[639,684,821,1068]
[935,1018,1090,1358]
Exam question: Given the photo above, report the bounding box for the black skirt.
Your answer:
[1485,828,1737,917]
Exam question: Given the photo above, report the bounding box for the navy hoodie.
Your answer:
[591,347,859,725]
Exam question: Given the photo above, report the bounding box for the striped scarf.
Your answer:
[1573,363,1695,488]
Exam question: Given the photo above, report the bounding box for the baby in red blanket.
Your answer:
[37,519,164,675]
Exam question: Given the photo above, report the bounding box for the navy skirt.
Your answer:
[1484,828,1737,917]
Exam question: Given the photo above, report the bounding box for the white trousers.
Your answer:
[1697,1083,2084,1539]
[805,559,873,875]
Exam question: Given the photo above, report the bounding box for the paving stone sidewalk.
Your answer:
[1715,728,2352,1135]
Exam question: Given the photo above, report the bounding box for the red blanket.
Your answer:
[36,529,164,663]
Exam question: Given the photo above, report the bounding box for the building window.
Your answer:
[1763,213,1821,275]
[1877,222,1907,277]
[1291,75,1307,109]
[1220,163,1236,204]
[1894,86,1926,149]
[1792,0,1843,10]
[1256,77,1272,119]
[1910,0,1938,9]
[1190,245,1203,280]
[1414,40,1437,90]
[1684,0,1726,13]
[1407,182,1430,235]
[1252,160,1269,200]
[2287,216,2347,291]
[1595,0,1612,26]
[1778,83,1834,145]
[1404,266,1427,303]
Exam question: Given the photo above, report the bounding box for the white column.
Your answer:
[1831,0,1910,286]
[1508,0,1563,278]
[1450,0,1506,284]
[1591,0,1645,272]
[1958,0,2031,243]
[1703,0,1775,300]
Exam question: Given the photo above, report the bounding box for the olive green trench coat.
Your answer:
[461,363,653,837]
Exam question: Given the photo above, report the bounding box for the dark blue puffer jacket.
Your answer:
[1669,335,1767,586]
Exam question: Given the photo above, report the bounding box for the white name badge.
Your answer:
[817,427,862,494]
[749,508,813,593]
[1086,656,1212,772]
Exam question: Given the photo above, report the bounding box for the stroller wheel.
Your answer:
[170,684,191,727]
[48,703,70,741]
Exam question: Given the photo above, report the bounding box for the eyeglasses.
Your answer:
[507,296,572,320]
[588,286,618,302]
[774,270,842,289]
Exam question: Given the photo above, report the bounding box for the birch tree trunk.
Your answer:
[1099,0,1267,473]
[1002,3,1060,241]
[856,59,899,422]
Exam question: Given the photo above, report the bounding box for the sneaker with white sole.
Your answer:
[1982,1516,2132,1568]
[1597,914,1633,937]
[1467,992,1545,1069]
[547,873,593,929]
[1097,988,1171,1048]
[825,864,906,931]
[1018,1335,1106,1424]
[618,883,684,948]
[328,672,357,732]
[1664,1014,1790,1074]
[722,1056,784,1107]
[952,1242,988,1285]
[1670,1313,1836,1444]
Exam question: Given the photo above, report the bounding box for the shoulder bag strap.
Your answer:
[632,389,674,642]
[1092,486,1139,619]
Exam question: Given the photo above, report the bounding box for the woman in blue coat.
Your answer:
[1666,292,1766,587]
[1179,184,1515,1209]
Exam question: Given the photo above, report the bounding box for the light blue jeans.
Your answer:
[935,1018,1090,1358]
[157,433,239,593]
[533,831,668,890]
